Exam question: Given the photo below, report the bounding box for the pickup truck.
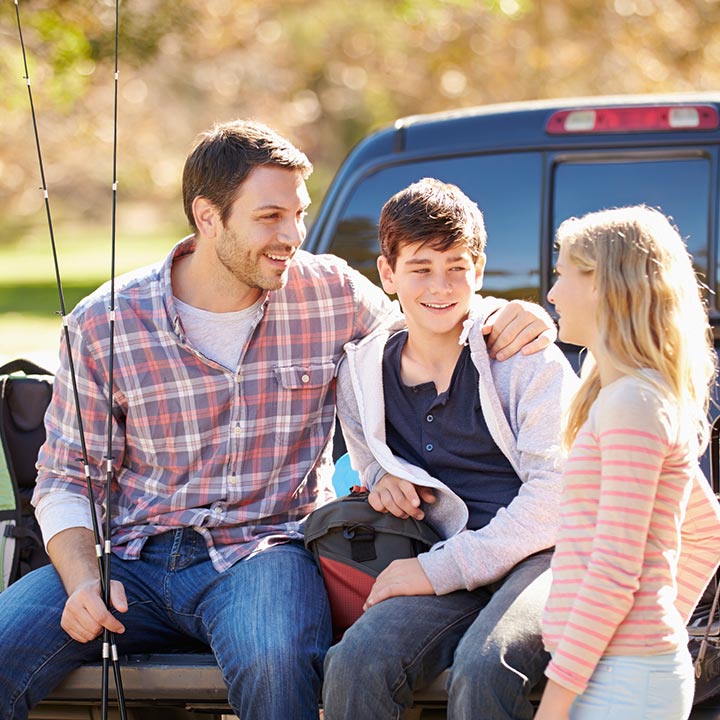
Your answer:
[32,93,720,719]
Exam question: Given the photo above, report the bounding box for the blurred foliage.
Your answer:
[0,222,179,362]
[2,0,720,242]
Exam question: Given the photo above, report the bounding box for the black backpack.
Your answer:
[304,487,441,640]
[0,359,53,590]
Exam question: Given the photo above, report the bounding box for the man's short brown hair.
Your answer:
[182,120,313,230]
[379,178,487,269]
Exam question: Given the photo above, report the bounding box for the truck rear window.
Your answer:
[326,153,543,302]
[323,151,713,309]
[552,156,710,288]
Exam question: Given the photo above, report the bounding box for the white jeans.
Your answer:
[571,648,695,720]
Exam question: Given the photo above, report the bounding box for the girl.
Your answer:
[537,206,720,720]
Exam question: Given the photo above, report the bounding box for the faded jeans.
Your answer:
[570,649,695,720]
[0,529,331,720]
[323,549,552,720]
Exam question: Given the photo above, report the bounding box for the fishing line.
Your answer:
[13,2,127,718]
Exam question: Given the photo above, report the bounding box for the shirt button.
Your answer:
[426,414,434,423]
[301,373,310,383]
[213,506,223,515]
[229,475,238,484]
[233,426,241,435]
[425,443,434,452]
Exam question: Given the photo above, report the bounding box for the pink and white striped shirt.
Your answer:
[542,372,720,695]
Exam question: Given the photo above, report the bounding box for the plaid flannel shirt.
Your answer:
[34,238,396,571]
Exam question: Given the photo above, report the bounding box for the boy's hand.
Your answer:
[364,558,434,609]
[369,474,436,520]
[483,299,557,360]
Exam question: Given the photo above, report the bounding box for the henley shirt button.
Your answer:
[301,373,310,383]
[426,414,434,423]
[425,443,434,452]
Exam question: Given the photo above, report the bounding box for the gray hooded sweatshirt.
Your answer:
[336,296,580,595]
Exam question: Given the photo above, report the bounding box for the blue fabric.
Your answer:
[0,529,331,720]
[570,649,695,720]
[332,453,360,497]
[323,549,552,720]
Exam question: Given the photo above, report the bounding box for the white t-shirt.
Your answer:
[174,296,262,370]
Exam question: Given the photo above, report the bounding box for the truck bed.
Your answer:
[32,652,451,719]
[31,653,720,720]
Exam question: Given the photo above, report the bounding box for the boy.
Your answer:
[323,178,579,720]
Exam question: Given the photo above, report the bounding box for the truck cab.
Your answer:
[305,94,718,309]
[35,94,720,719]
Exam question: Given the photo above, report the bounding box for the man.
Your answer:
[323,178,579,720]
[0,122,555,720]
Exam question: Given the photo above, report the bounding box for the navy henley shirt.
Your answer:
[382,330,522,531]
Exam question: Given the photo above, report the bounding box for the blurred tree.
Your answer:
[2,0,720,242]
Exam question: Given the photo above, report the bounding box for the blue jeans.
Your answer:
[323,549,552,720]
[570,649,695,720]
[0,529,331,720]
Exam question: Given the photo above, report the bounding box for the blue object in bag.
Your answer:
[332,453,360,497]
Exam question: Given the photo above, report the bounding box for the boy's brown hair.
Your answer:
[182,119,313,231]
[378,178,487,269]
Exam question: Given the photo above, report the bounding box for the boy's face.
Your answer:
[378,241,485,339]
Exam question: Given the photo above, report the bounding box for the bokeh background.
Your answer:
[2,0,720,366]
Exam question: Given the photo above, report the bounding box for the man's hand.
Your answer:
[364,558,434,610]
[61,578,128,643]
[369,473,436,520]
[47,526,128,642]
[483,299,557,360]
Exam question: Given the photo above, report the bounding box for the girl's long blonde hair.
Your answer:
[557,206,716,453]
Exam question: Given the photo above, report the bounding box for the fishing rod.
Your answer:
[102,0,125,715]
[13,2,127,718]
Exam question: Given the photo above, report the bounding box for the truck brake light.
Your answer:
[546,105,719,134]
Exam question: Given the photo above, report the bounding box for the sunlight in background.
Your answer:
[0,226,179,365]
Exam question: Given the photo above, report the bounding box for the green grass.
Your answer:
[0,225,180,366]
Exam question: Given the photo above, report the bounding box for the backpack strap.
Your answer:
[0,374,20,590]
[0,359,53,378]
[0,375,18,515]
[695,581,720,680]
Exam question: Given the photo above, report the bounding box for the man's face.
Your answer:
[378,241,485,340]
[215,165,311,294]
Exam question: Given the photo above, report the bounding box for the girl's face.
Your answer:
[547,243,597,348]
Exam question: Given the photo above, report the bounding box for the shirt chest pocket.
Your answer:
[273,363,336,390]
[271,362,337,427]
